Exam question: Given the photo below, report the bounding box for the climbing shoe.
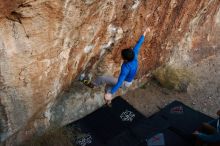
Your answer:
[82,79,94,88]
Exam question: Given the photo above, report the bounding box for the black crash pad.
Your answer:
[106,130,140,146]
[140,129,193,146]
[67,96,146,145]
[157,101,214,139]
[67,97,214,146]
[131,115,170,141]
[109,97,147,128]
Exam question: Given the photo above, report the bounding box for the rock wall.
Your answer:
[0,0,220,144]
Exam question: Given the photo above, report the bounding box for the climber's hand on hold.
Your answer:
[143,27,150,37]
[105,93,112,101]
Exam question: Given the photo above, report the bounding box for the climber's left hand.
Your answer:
[104,93,112,101]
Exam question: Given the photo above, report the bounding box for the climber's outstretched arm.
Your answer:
[133,28,150,55]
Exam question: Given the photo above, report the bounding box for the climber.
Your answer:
[81,28,150,105]
[193,110,220,145]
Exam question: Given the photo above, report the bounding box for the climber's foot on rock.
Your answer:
[81,79,94,88]
[79,74,94,88]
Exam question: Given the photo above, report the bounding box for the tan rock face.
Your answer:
[0,0,220,144]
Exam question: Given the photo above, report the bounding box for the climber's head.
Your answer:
[121,48,134,62]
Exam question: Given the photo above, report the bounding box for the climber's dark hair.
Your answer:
[121,48,134,62]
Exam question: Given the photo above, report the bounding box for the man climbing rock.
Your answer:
[82,28,150,105]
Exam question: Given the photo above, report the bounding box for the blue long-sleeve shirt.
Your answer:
[110,35,145,94]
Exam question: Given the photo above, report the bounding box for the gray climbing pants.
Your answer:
[93,75,132,93]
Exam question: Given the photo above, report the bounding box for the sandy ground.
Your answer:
[122,80,220,119]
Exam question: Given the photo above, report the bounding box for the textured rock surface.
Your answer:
[0,0,220,144]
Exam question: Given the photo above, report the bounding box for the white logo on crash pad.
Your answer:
[76,134,92,146]
[120,110,136,122]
